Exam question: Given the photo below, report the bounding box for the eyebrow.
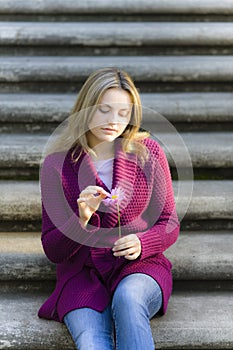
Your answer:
[101,103,131,110]
[100,103,111,108]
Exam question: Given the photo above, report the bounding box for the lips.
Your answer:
[101,128,118,132]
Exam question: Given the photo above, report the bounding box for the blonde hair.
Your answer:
[47,67,150,163]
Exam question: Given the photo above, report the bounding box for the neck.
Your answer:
[90,141,115,161]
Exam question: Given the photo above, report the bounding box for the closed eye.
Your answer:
[98,106,110,113]
[119,110,130,117]
[98,105,131,117]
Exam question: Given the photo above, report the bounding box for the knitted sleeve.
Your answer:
[40,155,100,264]
[137,140,180,260]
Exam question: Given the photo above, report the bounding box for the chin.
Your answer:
[101,136,117,143]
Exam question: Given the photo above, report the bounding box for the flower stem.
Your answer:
[116,203,121,239]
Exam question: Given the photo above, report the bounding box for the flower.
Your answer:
[103,187,124,239]
[102,187,124,206]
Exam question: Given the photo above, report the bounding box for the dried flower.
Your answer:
[103,187,124,239]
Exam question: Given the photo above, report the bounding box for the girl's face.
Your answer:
[87,88,132,148]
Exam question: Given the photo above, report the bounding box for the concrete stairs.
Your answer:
[0,1,233,349]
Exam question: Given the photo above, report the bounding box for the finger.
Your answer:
[79,189,99,198]
[114,234,137,246]
[86,186,109,197]
[77,197,94,204]
[77,198,86,204]
[97,188,109,197]
[113,238,140,252]
[79,189,108,199]
[113,247,136,257]
[112,241,134,252]
[124,252,140,260]
[114,236,130,245]
[77,197,96,211]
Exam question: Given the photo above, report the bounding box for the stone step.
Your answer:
[1,55,233,83]
[0,0,233,15]
[152,132,233,170]
[0,180,232,223]
[1,93,233,132]
[0,232,54,281]
[2,55,233,92]
[3,21,233,55]
[1,21,233,47]
[0,290,232,349]
[0,133,232,174]
[165,231,233,281]
[0,231,232,282]
[3,26,233,56]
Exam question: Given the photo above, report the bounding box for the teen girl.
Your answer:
[38,67,180,350]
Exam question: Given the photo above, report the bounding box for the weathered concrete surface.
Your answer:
[1,92,233,123]
[0,232,43,254]
[141,92,233,123]
[0,0,233,15]
[0,132,232,168]
[174,180,233,220]
[1,22,233,46]
[0,2,232,349]
[165,231,233,280]
[0,180,232,221]
[0,232,54,281]
[0,292,71,349]
[154,132,233,168]
[153,291,233,349]
[0,231,232,281]
[2,56,233,82]
[0,134,46,168]
[0,254,54,281]
[0,291,232,349]
[0,181,40,221]
[0,93,72,123]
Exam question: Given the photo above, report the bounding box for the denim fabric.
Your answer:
[64,273,162,350]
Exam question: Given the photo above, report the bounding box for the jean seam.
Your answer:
[64,315,77,342]
[147,290,162,319]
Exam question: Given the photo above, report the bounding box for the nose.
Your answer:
[107,110,119,124]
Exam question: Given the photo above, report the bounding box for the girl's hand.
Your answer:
[77,186,108,227]
[112,234,141,260]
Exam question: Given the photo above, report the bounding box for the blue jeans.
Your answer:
[64,273,162,350]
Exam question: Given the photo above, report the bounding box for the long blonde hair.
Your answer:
[47,67,149,162]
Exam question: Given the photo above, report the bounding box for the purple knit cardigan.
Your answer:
[38,137,180,322]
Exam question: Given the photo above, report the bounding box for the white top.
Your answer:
[93,157,114,191]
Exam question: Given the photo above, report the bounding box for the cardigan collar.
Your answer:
[69,138,138,228]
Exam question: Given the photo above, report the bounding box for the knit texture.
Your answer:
[38,137,180,322]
